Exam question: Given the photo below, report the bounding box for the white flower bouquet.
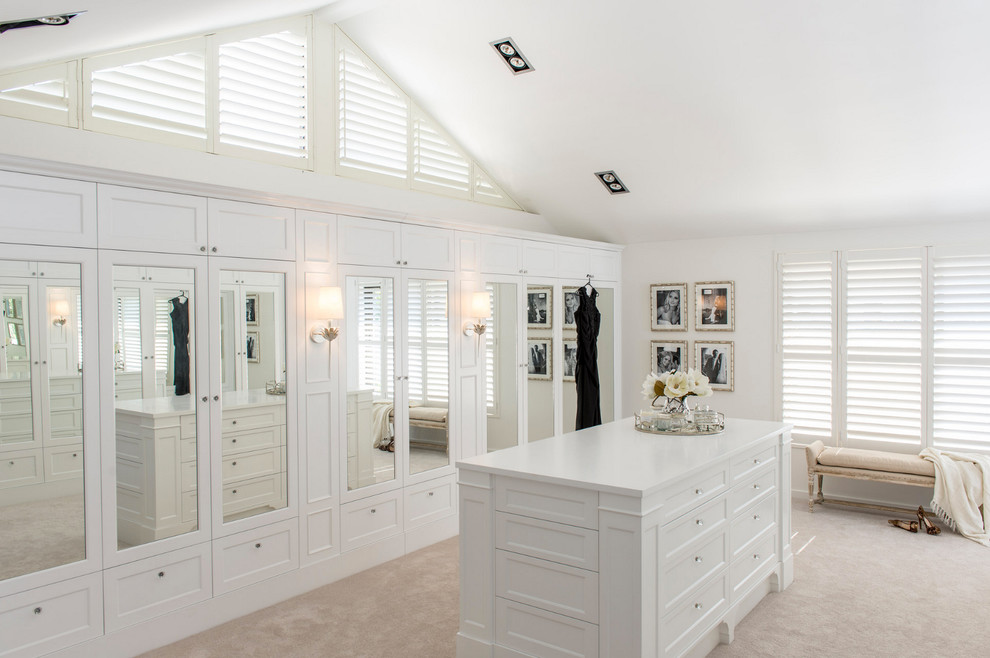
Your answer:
[641,368,713,409]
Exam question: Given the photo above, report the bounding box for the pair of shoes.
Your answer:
[918,506,941,535]
[888,519,919,533]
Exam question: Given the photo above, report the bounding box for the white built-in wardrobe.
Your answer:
[0,167,621,657]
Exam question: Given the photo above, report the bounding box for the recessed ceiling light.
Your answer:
[595,171,629,195]
[0,11,85,35]
[490,38,534,75]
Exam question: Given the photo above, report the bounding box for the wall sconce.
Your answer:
[463,291,490,339]
[52,300,70,327]
[311,286,343,344]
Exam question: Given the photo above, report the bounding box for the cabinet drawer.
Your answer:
[43,445,84,481]
[223,425,283,455]
[104,543,211,631]
[340,491,402,552]
[48,377,82,396]
[0,397,32,415]
[731,528,777,598]
[495,477,598,530]
[0,572,102,657]
[181,490,198,524]
[0,414,34,440]
[222,447,282,484]
[404,476,455,529]
[47,409,82,444]
[495,512,599,572]
[495,597,599,658]
[495,550,599,624]
[661,495,728,561]
[213,518,298,595]
[0,449,43,489]
[731,443,776,483]
[661,575,728,658]
[222,473,285,516]
[731,494,777,559]
[222,406,286,433]
[180,414,196,439]
[729,466,776,517]
[48,393,81,411]
[660,463,729,525]
[0,379,31,397]
[661,531,727,614]
[180,459,197,493]
[180,436,196,462]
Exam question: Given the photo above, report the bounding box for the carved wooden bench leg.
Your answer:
[816,474,824,504]
[808,471,816,512]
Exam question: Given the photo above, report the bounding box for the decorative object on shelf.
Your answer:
[650,339,687,375]
[526,286,552,328]
[695,281,734,331]
[638,368,714,432]
[694,340,734,391]
[265,380,287,395]
[650,283,687,331]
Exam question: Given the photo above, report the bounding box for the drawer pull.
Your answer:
[753,458,761,465]
[255,543,262,548]
[694,556,703,563]
[232,420,237,425]
[428,492,434,497]
[695,488,703,495]
[232,461,238,466]
[753,514,761,521]
[753,553,760,560]
[8,461,12,465]
[73,453,78,457]
[694,603,703,610]
[34,607,42,614]
[232,489,238,494]
[158,571,165,578]
[232,439,237,443]
[753,483,760,490]
[695,519,703,527]
[371,508,376,514]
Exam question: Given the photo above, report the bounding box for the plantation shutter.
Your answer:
[154,294,174,393]
[355,279,394,399]
[0,62,76,126]
[75,291,83,371]
[218,29,308,161]
[931,250,990,452]
[485,284,497,413]
[779,254,836,442]
[337,32,408,180]
[843,249,925,451]
[115,292,142,373]
[406,279,449,406]
[86,41,207,147]
[407,281,424,403]
[412,111,470,196]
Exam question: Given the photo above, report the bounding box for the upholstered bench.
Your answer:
[806,440,935,513]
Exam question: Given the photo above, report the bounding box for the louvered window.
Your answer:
[154,294,174,395]
[75,290,83,372]
[337,33,408,180]
[0,63,75,126]
[86,41,207,147]
[932,250,990,452]
[779,255,835,442]
[485,284,498,414]
[355,279,394,400]
[218,28,308,161]
[413,112,470,195]
[114,291,142,373]
[407,279,449,406]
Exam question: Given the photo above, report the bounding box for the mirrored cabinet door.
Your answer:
[526,282,555,442]
[112,264,199,549]
[405,277,451,476]
[219,270,288,524]
[485,281,521,452]
[344,274,396,492]
[1,259,86,582]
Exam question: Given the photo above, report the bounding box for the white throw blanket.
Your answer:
[371,401,394,449]
[919,448,990,547]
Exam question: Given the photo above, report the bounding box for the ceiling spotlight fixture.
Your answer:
[595,171,629,195]
[0,11,85,36]
[490,38,534,75]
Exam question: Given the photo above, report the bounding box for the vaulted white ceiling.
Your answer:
[3,0,990,243]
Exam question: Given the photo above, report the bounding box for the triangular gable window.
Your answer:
[0,62,76,126]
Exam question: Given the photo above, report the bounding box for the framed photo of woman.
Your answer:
[563,289,580,328]
[527,339,552,380]
[527,286,552,329]
[650,340,687,375]
[562,340,578,381]
[650,283,687,331]
[694,340,733,391]
[695,281,734,331]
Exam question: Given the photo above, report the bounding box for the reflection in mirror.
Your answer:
[345,275,395,490]
[485,282,519,451]
[220,271,288,523]
[563,286,615,433]
[1,260,85,581]
[407,278,449,475]
[113,265,197,548]
[527,283,555,441]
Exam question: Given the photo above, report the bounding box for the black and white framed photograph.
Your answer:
[246,331,260,363]
[527,286,552,329]
[527,339,552,380]
[650,283,687,331]
[563,339,578,381]
[650,340,687,375]
[695,340,733,391]
[245,293,259,326]
[563,289,580,328]
[695,281,734,331]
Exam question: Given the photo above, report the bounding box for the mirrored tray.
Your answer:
[634,410,724,436]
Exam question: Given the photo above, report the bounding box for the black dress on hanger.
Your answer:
[575,285,602,430]
[169,297,191,396]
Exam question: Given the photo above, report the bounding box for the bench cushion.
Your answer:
[818,447,935,478]
[409,406,447,423]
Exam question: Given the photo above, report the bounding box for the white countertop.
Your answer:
[115,388,286,416]
[457,417,792,497]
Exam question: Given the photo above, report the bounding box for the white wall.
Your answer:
[622,217,990,505]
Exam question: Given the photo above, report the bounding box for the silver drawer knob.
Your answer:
[694,603,703,610]
[255,543,262,548]
[695,519,704,526]
[34,607,42,614]
[753,458,761,465]
[694,556,703,563]
[753,553,760,560]
[753,514,761,521]
[158,571,165,578]
[371,508,376,514]
[232,461,237,466]
[753,483,760,490]
[695,488,703,495]
[428,492,434,497]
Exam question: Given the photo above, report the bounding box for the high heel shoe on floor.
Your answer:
[888,519,919,533]
[918,506,941,535]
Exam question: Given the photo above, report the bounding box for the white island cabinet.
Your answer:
[456,417,793,658]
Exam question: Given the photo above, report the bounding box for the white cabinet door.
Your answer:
[589,249,620,281]
[337,216,400,266]
[208,199,296,261]
[401,224,454,270]
[0,171,97,248]
[556,246,591,280]
[98,185,208,255]
[480,236,523,275]
[522,241,557,278]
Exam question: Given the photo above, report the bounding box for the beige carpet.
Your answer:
[0,494,85,581]
[144,500,989,657]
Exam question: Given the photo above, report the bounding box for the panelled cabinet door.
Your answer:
[480,236,523,275]
[589,249,620,281]
[207,199,296,261]
[337,216,400,267]
[521,242,557,278]
[556,246,591,280]
[401,224,454,270]
[0,171,97,248]
[98,185,208,255]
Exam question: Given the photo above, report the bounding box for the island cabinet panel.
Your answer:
[457,417,793,658]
